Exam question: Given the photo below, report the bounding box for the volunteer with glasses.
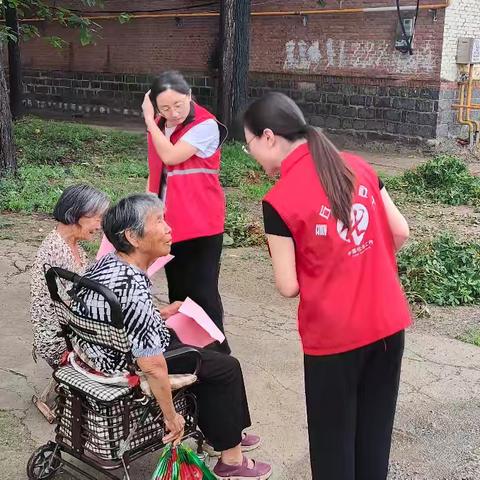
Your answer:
[243,92,412,480]
[141,70,230,354]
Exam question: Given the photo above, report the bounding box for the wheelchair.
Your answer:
[27,266,205,480]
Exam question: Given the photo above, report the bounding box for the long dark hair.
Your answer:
[149,70,192,116]
[243,92,355,227]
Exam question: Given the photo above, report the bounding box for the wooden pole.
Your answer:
[5,4,24,119]
[218,0,251,137]
[0,53,17,176]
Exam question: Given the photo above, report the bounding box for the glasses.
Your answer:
[158,95,190,115]
[242,136,257,155]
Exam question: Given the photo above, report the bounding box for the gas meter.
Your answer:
[456,38,480,64]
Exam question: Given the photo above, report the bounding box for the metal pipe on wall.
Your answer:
[455,82,476,145]
[14,1,451,23]
[452,65,480,146]
[465,64,480,144]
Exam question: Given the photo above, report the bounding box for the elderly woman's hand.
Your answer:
[159,301,183,319]
[163,412,186,446]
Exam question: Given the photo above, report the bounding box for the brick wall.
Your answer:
[249,73,440,141]
[20,0,445,81]
[23,69,442,141]
[22,70,217,116]
[17,0,476,140]
[250,2,444,80]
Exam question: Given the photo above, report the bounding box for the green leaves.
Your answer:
[385,155,480,207]
[225,198,264,247]
[0,1,127,47]
[19,24,39,40]
[79,26,94,46]
[0,26,17,43]
[398,235,480,307]
[118,13,132,24]
[45,36,68,49]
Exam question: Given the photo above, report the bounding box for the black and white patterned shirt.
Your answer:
[71,253,171,374]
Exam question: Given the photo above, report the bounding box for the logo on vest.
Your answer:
[337,203,370,248]
[337,203,373,256]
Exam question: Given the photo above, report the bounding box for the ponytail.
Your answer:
[305,126,355,227]
[243,92,355,227]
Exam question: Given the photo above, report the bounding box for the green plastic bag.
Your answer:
[151,444,216,480]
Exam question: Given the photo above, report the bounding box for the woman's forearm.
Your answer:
[144,370,177,421]
[146,119,176,165]
[137,355,177,421]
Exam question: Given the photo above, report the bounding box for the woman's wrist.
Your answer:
[145,117,157,132]
[163,406,178,422]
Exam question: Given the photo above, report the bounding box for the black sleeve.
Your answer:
[379,178,384,190]
[262,201,293,237]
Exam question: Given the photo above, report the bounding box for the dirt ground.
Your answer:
[1,117,479,479]
[0,209,479,479]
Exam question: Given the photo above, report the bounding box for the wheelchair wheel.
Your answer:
[26,443,62,480]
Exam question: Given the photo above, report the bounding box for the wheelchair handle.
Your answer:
[44,266,124,329]
[164,346,202,377]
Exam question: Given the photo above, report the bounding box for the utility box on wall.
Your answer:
[394,14,416,52]
[456,38,480,64]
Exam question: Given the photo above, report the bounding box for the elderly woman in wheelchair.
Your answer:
[27,193,271,480]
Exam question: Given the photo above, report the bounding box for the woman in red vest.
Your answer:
[243,92,412,480]
[141,71,230,353]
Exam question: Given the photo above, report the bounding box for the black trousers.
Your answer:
[304,330,405,480]
[165,233,230,354]
[166,331,251,451]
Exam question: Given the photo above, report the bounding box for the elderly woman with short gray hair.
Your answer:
[70,193,272,480]
[30,184,109,420]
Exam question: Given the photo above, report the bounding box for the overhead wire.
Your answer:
[396,0,420,55]
[67,1,218,15]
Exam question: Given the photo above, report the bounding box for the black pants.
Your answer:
[166,331,251,451]
[304,330,405,480]
[165,233,230,354]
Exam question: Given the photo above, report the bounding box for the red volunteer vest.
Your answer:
[264,144,411,356]
[147,103,225,244]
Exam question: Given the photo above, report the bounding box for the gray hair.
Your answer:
[53,184,109,225]
[102,193,163,254]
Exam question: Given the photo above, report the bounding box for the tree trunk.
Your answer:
[218,0,251,138]
[0,54,17,177]
[5,5,24,119]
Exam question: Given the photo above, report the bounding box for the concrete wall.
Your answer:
[441,0,480,82]
[438,0,480,137]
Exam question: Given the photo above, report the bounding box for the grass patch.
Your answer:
[14,117,145,166]
[1,118,266,247]
[240,179,273,201]
[0,117,148,213]
[220,141,265,187]
[457,328,480,347]
[385,155,480,206]
[80,239,101,258]
[0,163,148,212]
[398,234,480,306]
[225,198,264,247]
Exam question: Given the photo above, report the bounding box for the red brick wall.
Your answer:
[19,0,446,81]
[251,6,444,81]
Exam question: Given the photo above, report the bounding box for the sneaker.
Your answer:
[213,456,272,480]
[204,433,261,457]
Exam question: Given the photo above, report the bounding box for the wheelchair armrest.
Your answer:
[164,346,202,377]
